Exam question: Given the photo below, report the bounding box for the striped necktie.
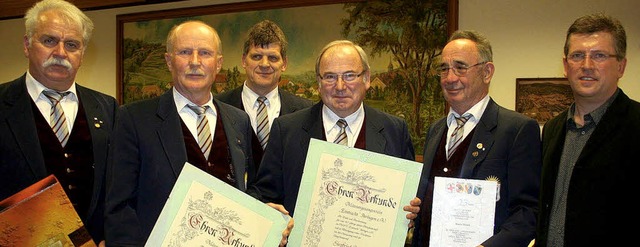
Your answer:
[448,115,470,160]
[42,90,71,147]
[187,105,213,158]
[334,119,348,146]
[256,96,269,150]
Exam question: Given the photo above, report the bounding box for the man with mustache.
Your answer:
[0,0,116,244]
[104,20,257,245]
[216,20,312,166]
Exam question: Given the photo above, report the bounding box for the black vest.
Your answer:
[181,104,237,187]
[31,98,94,218]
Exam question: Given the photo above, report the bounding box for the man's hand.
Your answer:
[402,197,421,228]
[267,203,294,247]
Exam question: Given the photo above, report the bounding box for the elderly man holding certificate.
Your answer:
[412,30,541,247]
[248,40,421,246]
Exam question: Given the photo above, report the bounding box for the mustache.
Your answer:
[186,69,205,76]
[42,57,72,71]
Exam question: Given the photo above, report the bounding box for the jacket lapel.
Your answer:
[155,91,187,178]
[461,99,497,177]
[2,76,47,177]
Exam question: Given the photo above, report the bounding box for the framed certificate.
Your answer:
[146,163,288,246]
[288,139,423,246]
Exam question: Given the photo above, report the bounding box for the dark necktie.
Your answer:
[43,90,71,147]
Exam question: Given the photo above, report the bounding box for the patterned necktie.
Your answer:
[334,119,348,146]
[448,115,470,160]
[187,105,213,158]
[256,96,269,150]
[42,90,71,147]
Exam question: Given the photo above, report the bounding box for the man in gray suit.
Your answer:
[412,30,541,247]
[104,20,255,245]
[248,40,417,220]
[0,0,116,244]
[216,20,312,164]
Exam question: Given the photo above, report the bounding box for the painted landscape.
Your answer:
[516,79,574,124]
[120,0,451,152]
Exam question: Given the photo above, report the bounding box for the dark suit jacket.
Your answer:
[535,89,640,246]
[413,98,541,247]
[0,74,117,241]
[215,86,313,114]
[104,90,255,246]
[247,102,415,216]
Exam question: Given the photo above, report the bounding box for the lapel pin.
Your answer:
[472,151,479,157]
[94,117,102,129]
[476,143,483,149]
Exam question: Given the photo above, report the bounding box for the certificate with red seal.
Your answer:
[146,163,288,246]
[288,139,423,246]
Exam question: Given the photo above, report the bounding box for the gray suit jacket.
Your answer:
[0,74,117,241]
[248,102,415,216]
[413,98,541,247]
[104,89,254,245]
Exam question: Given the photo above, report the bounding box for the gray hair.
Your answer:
[166,20,222,55]
[448,30,493,63]
[24,0,94,48]
[315,40,370,76]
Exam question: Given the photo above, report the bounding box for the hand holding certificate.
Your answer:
[146,163,288,246]
[288,139,423,246]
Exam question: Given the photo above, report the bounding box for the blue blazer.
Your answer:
[248,102,415,216]
[536,89,640,246]
[413,99,541,247]
[0,74,117,241]
[104,90,255,245]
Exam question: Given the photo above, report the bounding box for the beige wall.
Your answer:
[0,0,251,97]
[459,0,640,109]
[0,0,637,109]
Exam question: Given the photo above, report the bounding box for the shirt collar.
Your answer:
[25,71,78,102]
[566,88,619,127]
[241,81,279,109]
[322,103,364,130]
[173,87,216,116]
[447,94,490,128]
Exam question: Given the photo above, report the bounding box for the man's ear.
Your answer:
[483,62,495,84]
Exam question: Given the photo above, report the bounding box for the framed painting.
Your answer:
[515,77,574,125]
[116,0,458,153]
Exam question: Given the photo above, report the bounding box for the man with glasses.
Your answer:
[247,40,419,229]
[411,30,541,247]
[535,14,638,246]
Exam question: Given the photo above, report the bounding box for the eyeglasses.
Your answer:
[437,62,486,77]
[567,52,618,63]
[319,71,366,84]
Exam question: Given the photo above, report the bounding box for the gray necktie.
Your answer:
[256,96,269,150]
[448,115,470,159]
[42,90,71,147]
[187,105,213,158]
